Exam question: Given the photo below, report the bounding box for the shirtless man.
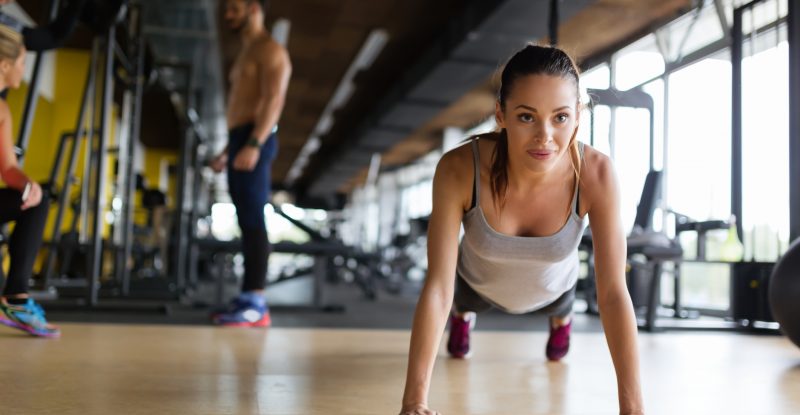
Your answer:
[210,0,291,327]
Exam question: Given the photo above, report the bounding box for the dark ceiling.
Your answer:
[251,0,498,196]
[15,0,694,208]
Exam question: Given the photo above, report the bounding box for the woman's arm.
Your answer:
[0,100,41,209]
[586,154,644,415]
[0,100,24,189]
[400,151,468,415]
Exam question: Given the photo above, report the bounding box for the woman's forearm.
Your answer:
[402,284,452,408]
[598,290,644,414]
[1,166,29,190]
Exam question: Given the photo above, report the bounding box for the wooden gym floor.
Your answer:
[0,323,798,415]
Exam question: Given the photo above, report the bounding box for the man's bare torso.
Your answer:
[226,34,273,129]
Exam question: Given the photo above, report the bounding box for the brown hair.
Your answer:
[485,44,582,209]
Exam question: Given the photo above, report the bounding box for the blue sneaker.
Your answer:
[212,292,271,327]
[0,298,61,338]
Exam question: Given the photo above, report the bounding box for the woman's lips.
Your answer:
[527,150,553,160]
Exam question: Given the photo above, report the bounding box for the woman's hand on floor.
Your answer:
[399,404,440,415]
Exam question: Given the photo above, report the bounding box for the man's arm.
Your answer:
[251,39,291,143]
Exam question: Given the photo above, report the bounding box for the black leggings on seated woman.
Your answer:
[0,187,50,297]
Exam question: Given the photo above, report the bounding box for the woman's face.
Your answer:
[496,74,579,174]
[3,46,25,89]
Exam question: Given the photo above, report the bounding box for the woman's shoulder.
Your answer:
[441,132,498,168]
[438,137,474,175]
[434,136,491,211]
[579,143,617,200]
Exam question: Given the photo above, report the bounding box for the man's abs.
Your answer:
[226,49,261,128]
[226,82,261,129]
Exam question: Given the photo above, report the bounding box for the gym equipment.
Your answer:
[274,205,381,298]
[768,238,800,348]
[32,4,163,310]
[129,187,168,279]
[580,170,683,331]
[16,0,61,164]
[626,170,684,331]
[377,217,428,295]
[193,204,381,310]
[196,238,354,311]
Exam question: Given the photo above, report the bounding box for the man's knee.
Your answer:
[236,205,266,229]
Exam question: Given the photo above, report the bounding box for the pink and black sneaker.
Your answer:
[546,318,571,361]
[447,311,475,359]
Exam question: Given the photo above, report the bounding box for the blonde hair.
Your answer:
[0,24,23,62]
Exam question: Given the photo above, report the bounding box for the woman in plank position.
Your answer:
[399,44,643,415]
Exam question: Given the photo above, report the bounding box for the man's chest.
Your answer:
[229,51,259,87]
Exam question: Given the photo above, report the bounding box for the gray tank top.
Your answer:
[456,138,588,314]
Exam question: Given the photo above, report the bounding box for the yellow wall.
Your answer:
[4,49,120,270]
[6,83,55,183]
[5,48,180,276]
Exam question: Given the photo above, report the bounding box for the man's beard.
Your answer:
[227,18,247,34]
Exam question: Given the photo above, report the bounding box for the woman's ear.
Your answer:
[495,101,505,129]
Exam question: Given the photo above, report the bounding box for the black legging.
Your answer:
[0,187,49,296]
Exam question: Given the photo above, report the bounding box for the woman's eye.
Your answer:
[518,113,534,123]
[555,114,569,123]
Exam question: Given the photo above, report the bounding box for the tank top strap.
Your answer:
[571,142,585,215]
[471,138,481,209]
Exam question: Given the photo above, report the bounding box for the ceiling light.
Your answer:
[285,29,389,187]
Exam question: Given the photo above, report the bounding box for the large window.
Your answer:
[581,64,610,90]
[612,107,652,231]
[662,2,726,61]
[642,80,665,172]
[577,64,611,154]
[741,31,790,260]
[728,0,788,33]
[614,34,664,91]
[605,32,665,230]
[586,0,791,311]
[666,55,732,224]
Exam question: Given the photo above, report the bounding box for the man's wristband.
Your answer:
[246,137,261,148]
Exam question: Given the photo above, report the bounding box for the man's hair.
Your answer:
[247,0,268,11]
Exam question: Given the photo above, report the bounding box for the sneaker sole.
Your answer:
[0,315,20,329]
[546,345,569,361]
[0,315,60,338]
[215,314,271,328]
